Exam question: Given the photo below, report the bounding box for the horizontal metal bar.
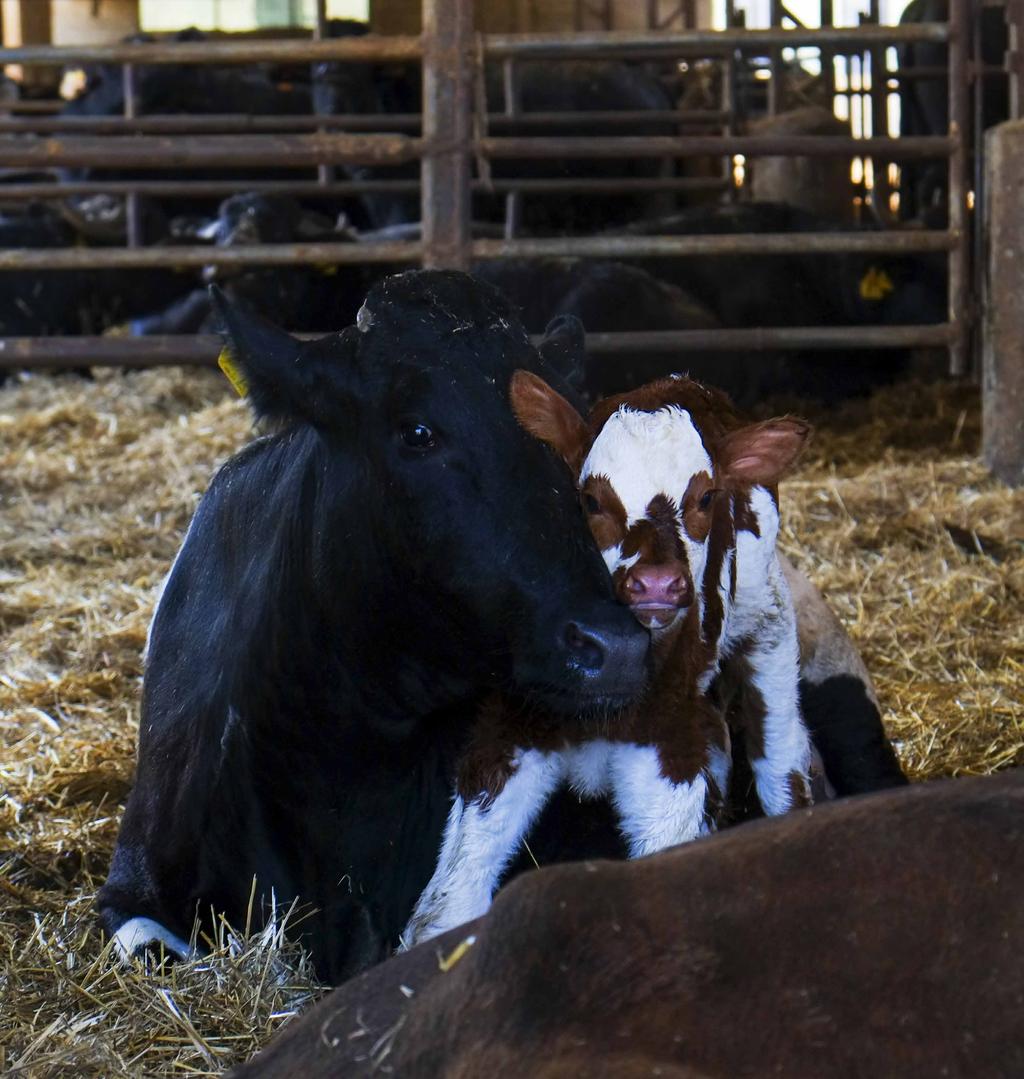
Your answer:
[0,133,948,173]
[0,101,63,115]
[0,35,422,66]
[0,322,955,369]
[0,242,420,270]
[483,24,950,59]
[0,26,947,70]
[0,176,728,202]
[0,109,733,136]
[0,133,421,169]
[487,109,732,127]
[0,335,222,368]
[0,229,953,270]
[0,178,423,199]
[483,176,730,193]
[479,135,954,160]
[472,230,955,259]
[0,113,428,135]
[581,324,956,351]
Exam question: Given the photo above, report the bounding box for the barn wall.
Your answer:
[370,0,711,34]
[1,0,54,89]
[51,0,141,45]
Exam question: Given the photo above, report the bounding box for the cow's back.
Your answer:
[236,770,1024,1078]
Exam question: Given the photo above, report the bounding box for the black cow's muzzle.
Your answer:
[524,601,650,712]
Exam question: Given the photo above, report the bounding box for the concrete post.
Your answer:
[983,120,1024,486]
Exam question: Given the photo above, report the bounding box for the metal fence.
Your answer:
[0,0,992,378]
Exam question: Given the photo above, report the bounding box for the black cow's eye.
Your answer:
[400,422,436,450]
[698,489,716,511]
[583,492,601,514]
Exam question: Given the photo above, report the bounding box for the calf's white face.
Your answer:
[580,406,719,631]
[507,369,811,635]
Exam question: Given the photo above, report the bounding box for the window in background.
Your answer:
[715,1,915,27]
[139,0,369,32]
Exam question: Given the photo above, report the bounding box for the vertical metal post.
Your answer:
[122,62,142,248]
[502,58,521,240]
[819,0,834,105]
[421,0,473,270]
[866,0,887,216]
[948,0,970,376]
[768,0,782,116]
[723,0,738,201]
[972,0,987,369]
[867,0,886,138]
[982,118,1024,485]
[1008,0,1024,120]
[314,0,332,187]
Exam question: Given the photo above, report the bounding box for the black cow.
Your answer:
[131,193,373,336]
[59,30,318,222]
[898,0,1009,220]
[611,202,947,404]
[0,205,91,384]
[62,30,312,123]
[98,270,650,983]
[0,203,190,374]
[471,258,730,400]
[314,44,678,232]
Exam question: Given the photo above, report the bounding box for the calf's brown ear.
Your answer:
[718,417,811,487]
[510,369,591,474]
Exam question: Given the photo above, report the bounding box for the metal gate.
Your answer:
[0,0,997,381]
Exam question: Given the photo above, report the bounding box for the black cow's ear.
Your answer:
[537,314,587,395]
[211,285,315,425]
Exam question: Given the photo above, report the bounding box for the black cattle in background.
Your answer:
[0,203,192,341]
[57,29,328,225]
[898,0,1008,220]
[131,193,380,336]
[471,259,739,402]
[99,270,650,983]
[0,205,84,350]
[62,30,312,121]
[133,196,520,337]
[314,26,678,233]
[610,202,947,403]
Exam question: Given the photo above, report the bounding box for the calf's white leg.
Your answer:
[744,575,813,815]
[402,749,563,948]
[609,744,717,858]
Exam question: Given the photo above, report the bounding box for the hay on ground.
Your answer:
[1,367,1021,1075]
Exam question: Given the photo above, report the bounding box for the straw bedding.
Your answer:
[1,366,1021,1075]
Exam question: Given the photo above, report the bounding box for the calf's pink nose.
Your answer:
[626,563,692,607]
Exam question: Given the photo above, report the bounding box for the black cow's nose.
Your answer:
[561,611,649,700]
[563,621,606,673]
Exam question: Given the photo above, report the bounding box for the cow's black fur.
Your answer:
[799,675,909,796]
[98,270,649,982]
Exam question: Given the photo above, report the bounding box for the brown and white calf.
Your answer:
[404,374,813,946]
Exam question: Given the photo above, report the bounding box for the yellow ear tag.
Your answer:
[217,348,249,398]
[859,267,895,301]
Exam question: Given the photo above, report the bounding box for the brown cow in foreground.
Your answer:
[235,769,1024,1078]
